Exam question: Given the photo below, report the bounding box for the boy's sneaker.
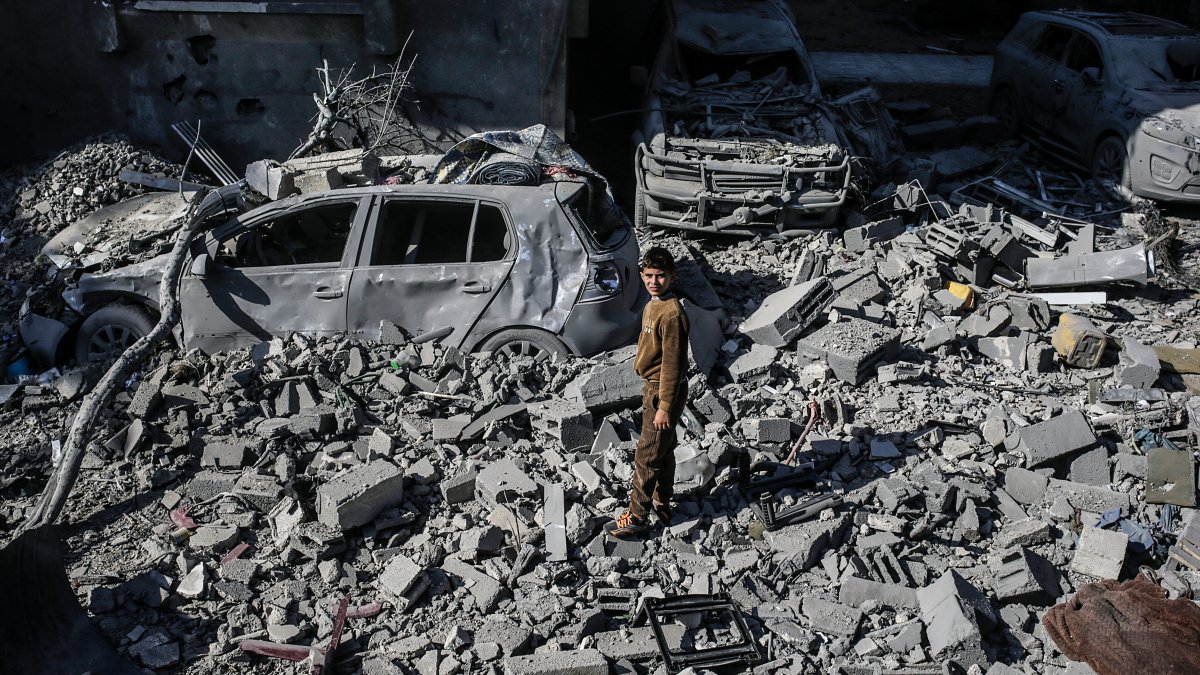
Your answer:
[653,500,672,524]
[604,510,650,538]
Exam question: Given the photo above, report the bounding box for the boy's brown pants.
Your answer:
[628,380,687,518]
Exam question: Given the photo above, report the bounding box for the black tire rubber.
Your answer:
[1092,136,1130,187]
[634,181,648,230]
[989,87,1020,138]
[478,328,569,364]
[74,304,156,365]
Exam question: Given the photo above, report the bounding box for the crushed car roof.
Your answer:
[1040,10,1197,37]
[672,0,798,55]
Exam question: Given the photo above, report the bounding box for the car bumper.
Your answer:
[636,144,848,236]
[1128,131,1200,203]
[559,285,646,357]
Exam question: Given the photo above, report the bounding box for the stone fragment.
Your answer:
[529,398,593,451]
[802,597,863,637]
[917,571,993,668]
[477,459,539,505]
[441,471,478,505]
[1003,467,1049,506]
[317,459,405,530]
[1115,338,1161,389]
[503,649,608,675]
[994,547,1060,605]
[1069,447,1110,487]
[744,417,791,444]
[441,555,504,612]
[729,344,778,383]
[838,576,918,610]
[177,565,206,599]
[994,518,1052,549]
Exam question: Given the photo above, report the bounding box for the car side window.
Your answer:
[225,201,357,268]
[1064,35,1103,75]
[1032,24,1073,63]
[372,199,511,266]
[471,204,510,263]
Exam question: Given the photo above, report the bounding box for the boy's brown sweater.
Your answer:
[634,294,690,412]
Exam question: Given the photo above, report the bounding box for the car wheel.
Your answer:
[634,182,648,230]
[75,304,156,364]
[478,329,569,364]
[989,87,1020,138]
[1092,136,1129,187]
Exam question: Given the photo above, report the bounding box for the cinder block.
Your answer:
[765,511,852,570]
[503,649,608,675]
[802,597,863,637]
[994,547,1060,605]
[1045,479,1131,514]
[843,216,904,252]
[917,571,993,668]
[441,470,478,505]
[529,398,594,451]
[795,318,901,384]
[379,554,425,598]
[745,418,791,444]
[1071,527,1128,579]
[1069,447,1110,487]
[739,277,835,347]
[1004,409,1097,467]
[200,439,250,468]
[994,517,1052,549]
[565,353,643,410]
[317,460,405,530]
[729,344,778,383]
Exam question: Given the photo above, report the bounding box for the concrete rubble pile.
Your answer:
[0,137,1199,675]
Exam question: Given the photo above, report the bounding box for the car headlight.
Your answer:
[1140,116,1200,148]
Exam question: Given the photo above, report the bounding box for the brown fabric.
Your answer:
[633,295,690,412]
[1042,571,1200,675]
[628,381,687,518]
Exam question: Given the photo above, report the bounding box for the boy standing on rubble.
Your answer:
[606,247,690,538]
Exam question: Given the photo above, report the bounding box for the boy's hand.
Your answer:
[653,410,671,430]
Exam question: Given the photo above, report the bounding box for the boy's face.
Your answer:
[640,266,673,297]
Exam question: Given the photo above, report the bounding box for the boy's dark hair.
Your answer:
[639,246,675,273]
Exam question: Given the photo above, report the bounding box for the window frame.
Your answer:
[212,196,367,271]
[1030,23,1077,65]
[362,195,516,268]
[1062,32,1105,75]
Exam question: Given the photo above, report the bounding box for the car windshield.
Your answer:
[678,45,809,89]
[1110,37,1200,88]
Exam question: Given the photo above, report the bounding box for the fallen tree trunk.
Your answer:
[19,188,214,533]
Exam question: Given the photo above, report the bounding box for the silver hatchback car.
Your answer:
[44,181,645,364]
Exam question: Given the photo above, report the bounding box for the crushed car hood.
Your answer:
[673,0,797,55]
[41,192,194,272]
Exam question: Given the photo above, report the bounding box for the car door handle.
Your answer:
[461,281,491,294]
[313,288,343,299]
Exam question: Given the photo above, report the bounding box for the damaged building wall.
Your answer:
[0,0,582,169]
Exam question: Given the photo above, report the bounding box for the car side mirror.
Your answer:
[190,253,211,278]
[1081,67,1102,85]
[629,65,648,87]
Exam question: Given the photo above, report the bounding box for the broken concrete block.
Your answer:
[1004,409,1096,467]
[503,649,607,675]
[802,597,863,637]
[1045,479,1131,514]
[1071,527,1128,579]
[795,318,901,384]
[682,299,723,374]
[529,398,593,451]
[693,389,732,425]
[838,575,918,611]
[477,459,539,505]
[595,625,684,661]
[831,268,887,306]
[1146,446,1197,506]
[739,277,835,347]
[994,518,1052,549]
[189,525,239,552]
[843,216,904,252]
[744,417,791,444]
[994,547,1060,605]
[380,554,426,599]
[1069,447,1110,487]
[571,461,603,493]
[1003,467,1049,505]
[200,439,251,468]
[728,343,778,383]
[441,555,504,613]
[441,470,478,505]
[566,352,643,410]
[317,460,405,531]
[765,511,852,570]
[917,571,993,668]
[1116,338,1162,389]
[974,335,1029,371]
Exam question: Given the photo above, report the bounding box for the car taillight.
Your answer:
[580,261,622,301]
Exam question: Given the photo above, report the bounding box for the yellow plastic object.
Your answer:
[1051,313,1108,368]
[946,282,974,309]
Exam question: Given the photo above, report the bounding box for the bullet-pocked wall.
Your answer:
[0,0,574,171]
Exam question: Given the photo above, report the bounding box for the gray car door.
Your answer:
[1023,23,1076,137]
[179,197,368,353]
[346,195,514,348]
[1050,32,1108,157]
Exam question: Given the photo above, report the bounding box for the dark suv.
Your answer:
[990,11,1200,201]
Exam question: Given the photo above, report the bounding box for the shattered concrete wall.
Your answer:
[0,0,578,170]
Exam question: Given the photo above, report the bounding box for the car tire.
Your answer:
[1092,136,1130,187]
[989,87,1020,138]
[478,329,569,364]
[634,182,648,230]
[75,304,156,365]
